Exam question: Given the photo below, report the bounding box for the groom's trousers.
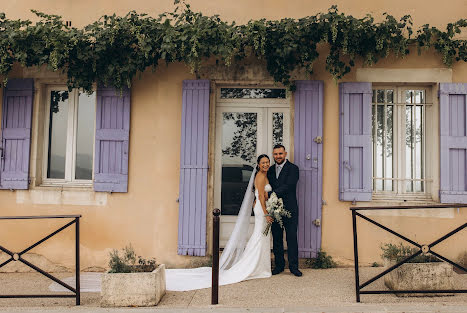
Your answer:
[271,215,299,270]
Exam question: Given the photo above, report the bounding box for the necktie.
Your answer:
[276,165,282,179]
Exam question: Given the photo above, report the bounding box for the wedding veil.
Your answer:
[219,168,256,270]
[165,168,259,291]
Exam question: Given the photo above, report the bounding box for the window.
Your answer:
[43,88,96,185]
[372,86,434,198]
[220,88,286,99]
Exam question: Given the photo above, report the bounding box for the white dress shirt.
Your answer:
[275,160,287,179]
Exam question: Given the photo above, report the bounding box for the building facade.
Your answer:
[0,0,466,271]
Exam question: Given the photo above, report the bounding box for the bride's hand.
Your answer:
[266,216,274,224]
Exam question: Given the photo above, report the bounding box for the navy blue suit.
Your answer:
[267,160,299,271]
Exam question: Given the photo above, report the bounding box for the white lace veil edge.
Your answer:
[218,168,256,271]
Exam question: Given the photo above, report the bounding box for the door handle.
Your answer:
[343,160,352,171]
[0,146,3,171]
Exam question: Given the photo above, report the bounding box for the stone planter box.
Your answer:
[383,260,455,296]
[101,264,166,307]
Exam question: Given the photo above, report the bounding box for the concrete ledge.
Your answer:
[100,264,166,307]
[384,261,455,296]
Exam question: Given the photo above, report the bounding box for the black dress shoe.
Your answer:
[272,267,284,275]
[290,268,302,277]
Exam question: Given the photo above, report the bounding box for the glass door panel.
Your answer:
[267,108,290,155]
[216,108,263,246]
[216,106,290,246]
[221,112,258,215]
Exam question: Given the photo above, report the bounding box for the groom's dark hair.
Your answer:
[273,144,286,151]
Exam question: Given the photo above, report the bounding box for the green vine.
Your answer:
[0,1,465,92]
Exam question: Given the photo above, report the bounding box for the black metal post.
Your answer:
[352,210,360,303]
[75,217,80,306]
[212,208,220,305]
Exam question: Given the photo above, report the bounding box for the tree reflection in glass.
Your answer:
[272,112,284,147]
[405,90,424,192]
[221,88,286,99]
[221,112,257,215]
[372,89,394,191]
[47,91,69,179]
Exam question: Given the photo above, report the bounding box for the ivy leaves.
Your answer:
[416,19,467,66]
[0,2,465,92]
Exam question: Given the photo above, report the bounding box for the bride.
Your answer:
[166,154,273,291]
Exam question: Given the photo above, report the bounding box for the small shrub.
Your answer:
[305,250,337,269]
[381,243,441,263]
[458,251,467,266]
[108,244,157,273]
[371,262,382,267]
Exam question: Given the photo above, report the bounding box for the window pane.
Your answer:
[415,105,424,192]
[75,92,95,180]
[220,88,286,99]
[221,112,257,215]
[387,90,394,103]
[376,104,384,191]
[272,112,284,147]
[372,90,395,192]
[372,104,376,190]
[385,105,393,191]
[377,90,385,103]
[47,91,69,179]
[405,104,414,192]
[405,90,425,193]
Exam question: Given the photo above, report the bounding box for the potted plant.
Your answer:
[381,243,455,296]
[101,245,166,307]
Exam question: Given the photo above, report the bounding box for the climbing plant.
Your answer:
[0,1,465,92]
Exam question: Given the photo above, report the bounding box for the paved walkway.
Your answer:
[0,304,467,313]
[0,268,465,312]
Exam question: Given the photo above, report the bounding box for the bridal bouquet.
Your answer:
[262,192,291,236]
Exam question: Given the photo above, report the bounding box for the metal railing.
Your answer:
[212,208,220,305]
[351,204,467,302]
[0,215,81,305]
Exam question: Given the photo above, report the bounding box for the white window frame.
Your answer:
[41,86,96,187]
[371,84,437,202]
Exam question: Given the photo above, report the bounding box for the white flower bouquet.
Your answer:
[263,192,291,236]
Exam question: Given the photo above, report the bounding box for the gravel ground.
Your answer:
[0,268,465,309]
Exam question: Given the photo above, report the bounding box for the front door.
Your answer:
[214,87,290,246]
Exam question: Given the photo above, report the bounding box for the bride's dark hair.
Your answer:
[255,154,270,173]
[252,154,270,192]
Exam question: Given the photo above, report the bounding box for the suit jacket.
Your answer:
[267,160,299,218]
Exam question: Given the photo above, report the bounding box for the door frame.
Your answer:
[214,86,290,246]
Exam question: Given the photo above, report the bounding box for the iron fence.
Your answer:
[0,215,81,305]
[351,204,467,302]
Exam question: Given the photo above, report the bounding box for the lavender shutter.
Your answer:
[94,87,130,193]
[339,82,372,202]
[0,79,34,190]
[294,81,323,258]
[439,83,467,204]
[178,80,210,256]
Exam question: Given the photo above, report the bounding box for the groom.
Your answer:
[267,144,302,277]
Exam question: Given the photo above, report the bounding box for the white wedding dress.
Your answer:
[165,175,271,291]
